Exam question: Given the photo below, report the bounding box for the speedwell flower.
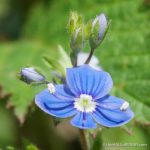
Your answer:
[35,65,134,129]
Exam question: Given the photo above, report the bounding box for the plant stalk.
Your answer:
[84,48,94,64]
[79,129,89,150]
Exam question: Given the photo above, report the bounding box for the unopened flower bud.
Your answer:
[90,13,109,49]
[19,67,45,84]
[70,27,84,51]
[68,11,82,35]
[94,13,107,40]
[70,27,85,66]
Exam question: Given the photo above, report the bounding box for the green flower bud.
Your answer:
[67,11,85,66]
[67,11,82,35]
[70,27,84,51]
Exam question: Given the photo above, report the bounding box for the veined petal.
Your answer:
[55,84,75,99]
[66,65,113,99]
[71,112,97,129]
[92,96,134,127]
[35,85,77,118]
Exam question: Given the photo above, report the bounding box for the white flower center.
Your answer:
[74,94,96,113]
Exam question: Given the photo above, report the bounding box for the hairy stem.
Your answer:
[79,129,88,150]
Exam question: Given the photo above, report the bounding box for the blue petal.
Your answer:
[92,96,134,127]
[70,112,97,129]
[35,85,77,118]
[66,65,113,99]
[55,84,75,100]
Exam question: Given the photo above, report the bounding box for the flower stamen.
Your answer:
[47,83,55,94]
[120,102,129,111]
[74,94,96,113]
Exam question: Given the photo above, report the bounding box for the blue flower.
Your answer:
[35,65,134,129]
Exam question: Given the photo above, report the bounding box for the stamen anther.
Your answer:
[47,83,55,94]
[120,102,129,111]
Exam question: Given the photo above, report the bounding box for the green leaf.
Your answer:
[58,45,72,70]
[0,41,51,122]
[26,144,39,150]
[101,126,149,150]
[91,132,102,150]
[5,146,16,150]
[43,45,72,76]
[98,0,150,125]
[3,144,39,150]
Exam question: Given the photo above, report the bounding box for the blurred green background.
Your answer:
[0,0,150,150]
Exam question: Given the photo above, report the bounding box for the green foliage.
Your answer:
[91,132,102,150]
[4,144,39,150]
[5,146,17,150]
[26,144,39,150]
[0,0,10,17]
[0,41,52,122]
[101,126,150,150]
[43,45,72,76]
[96,1,150,124]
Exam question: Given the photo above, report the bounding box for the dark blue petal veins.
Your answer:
[35,85,77,118]
[71,112,97,129]
[66,65,113,99]
[55,84,75,100]
[92,96,134,127]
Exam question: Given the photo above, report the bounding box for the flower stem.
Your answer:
[84,48,94,64]
[79,129,88,150]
